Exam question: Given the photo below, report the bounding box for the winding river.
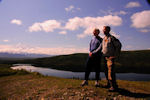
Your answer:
[11,64,150,81]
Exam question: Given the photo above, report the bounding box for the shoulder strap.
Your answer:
[110,35,122,50]
[110,35,117,41]
[110,35,115,47]
[96,36,102,42]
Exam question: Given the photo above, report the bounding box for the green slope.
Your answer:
[16,50,150,74]
[21,53,88,72]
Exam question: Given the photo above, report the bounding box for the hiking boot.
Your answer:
[108,87,118,92]
[108,87,115,92]
[81,80,88,86]
[95,81,100,87]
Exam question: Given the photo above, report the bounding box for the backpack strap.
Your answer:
[96,36,102,42]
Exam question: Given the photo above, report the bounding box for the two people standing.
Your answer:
[81,26,121,92]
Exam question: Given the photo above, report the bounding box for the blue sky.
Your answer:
[0,0,150,55]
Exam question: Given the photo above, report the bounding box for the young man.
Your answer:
[102,26,121,91]
[81,28,102,87]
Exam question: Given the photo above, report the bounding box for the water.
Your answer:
[11,64,150,81]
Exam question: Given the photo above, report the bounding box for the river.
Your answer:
[11,64,150,81]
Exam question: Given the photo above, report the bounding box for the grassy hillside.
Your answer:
[21,53,88,72]
[0,67,150,100]
[0,50,150,74]
[116,50,150,73]
[16,50,150,74]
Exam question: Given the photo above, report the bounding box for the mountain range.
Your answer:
[0,52,52,59]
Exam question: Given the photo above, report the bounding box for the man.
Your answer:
[102,26,121,91]
[81,28,102,87]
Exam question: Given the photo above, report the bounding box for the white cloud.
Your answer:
[77,8,81,11]
[65,5,81,12]
[3,40,9,42]
[139,29,150,33]
[59,31,67,35]
[110,10,127,16]
[65,5,74,12]
[28,23,41,32]
[0,44,88,55]
[131,10,150,28]
[65,17,82,31]
[125,1,141,8]
[29,20,61,32]
[131,10,150,32]
[11,19,22,25]
[119,11,127,15]
[65,15,122,38]
[100,9,127,16]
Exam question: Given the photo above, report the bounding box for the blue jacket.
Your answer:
[89,36,102,57]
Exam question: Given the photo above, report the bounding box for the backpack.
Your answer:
[110,36,122,57]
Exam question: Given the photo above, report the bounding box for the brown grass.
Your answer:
[0,74,150,100]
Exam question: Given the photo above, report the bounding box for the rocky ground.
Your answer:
[0,73,150,100]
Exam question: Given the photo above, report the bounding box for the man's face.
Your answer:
[103,27,109,35]
[93,30,99,36]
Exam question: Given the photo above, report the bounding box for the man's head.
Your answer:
[103,26,111,36]
[93,28,100,36]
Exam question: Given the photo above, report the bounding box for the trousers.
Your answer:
[104,57,118,88]
[84,56,101,81]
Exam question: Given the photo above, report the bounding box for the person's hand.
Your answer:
[89,52,92,57]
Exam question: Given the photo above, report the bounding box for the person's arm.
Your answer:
[89,40,92,52]
[89,40,92,57]
[91,43,102,55]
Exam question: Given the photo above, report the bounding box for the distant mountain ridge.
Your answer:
[0,50,150,73]
[0,52,52,59]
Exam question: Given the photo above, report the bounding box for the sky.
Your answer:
[0,0,150,55]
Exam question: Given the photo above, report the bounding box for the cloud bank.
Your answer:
[65,15,122,38]
[28,15,122,38]
[0,44,88,55]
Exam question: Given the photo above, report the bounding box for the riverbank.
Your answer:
[11,65,150,81]
[14,50,150,74]
[0,66,150,99]
[1,50,150,74]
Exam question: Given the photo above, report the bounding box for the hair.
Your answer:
[94,28,100,33]
[104,26,111,32]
